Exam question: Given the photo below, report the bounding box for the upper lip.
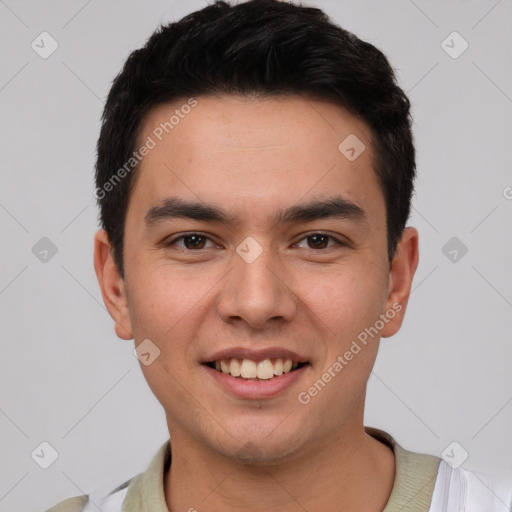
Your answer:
[204,347,308,363]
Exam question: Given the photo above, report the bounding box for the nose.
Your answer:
[216,245,298,330]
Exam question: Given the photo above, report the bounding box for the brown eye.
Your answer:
[296,233,340,250]
[182,235,206,249]
[307,234,330,249]
[166,234,215,250]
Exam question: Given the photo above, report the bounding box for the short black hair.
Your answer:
[95,0,415,277]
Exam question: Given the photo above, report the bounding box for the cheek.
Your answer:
[299,265,388,343]
[296,272,386,419]
[126,263,214,340]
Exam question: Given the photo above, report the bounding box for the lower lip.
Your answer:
[202,364,309,399]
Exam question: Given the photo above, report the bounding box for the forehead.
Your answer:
[130,94,384,226]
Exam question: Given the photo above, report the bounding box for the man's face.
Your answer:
[101,95,413,463]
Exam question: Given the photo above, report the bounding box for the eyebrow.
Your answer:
[144,196,368,228]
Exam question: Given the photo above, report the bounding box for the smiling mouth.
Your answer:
[205,358,309,380]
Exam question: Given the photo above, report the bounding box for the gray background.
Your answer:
[0,1,511,510]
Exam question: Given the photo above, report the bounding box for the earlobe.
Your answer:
[381,227,419,338]
[93,229,134,340]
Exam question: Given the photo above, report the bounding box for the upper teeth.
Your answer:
[214,358,299,379]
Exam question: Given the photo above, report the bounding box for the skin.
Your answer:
[94,95,419,512]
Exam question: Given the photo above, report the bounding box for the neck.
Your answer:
[164,408,395,512]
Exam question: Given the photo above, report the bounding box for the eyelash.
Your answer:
[165,232,344,251]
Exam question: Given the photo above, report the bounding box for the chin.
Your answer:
[210,422,311,466]
[221,440,301,466]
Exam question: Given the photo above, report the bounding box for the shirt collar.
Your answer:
[123,427,440,512]
[366,427,440,512]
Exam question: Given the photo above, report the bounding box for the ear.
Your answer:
[93,229,133,340]
[381,227,419,338]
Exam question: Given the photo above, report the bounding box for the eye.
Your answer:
[166,233,216,250]
[295,233,342,250]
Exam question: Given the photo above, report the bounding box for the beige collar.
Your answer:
[365,427,440,512]
[123,427,440,512]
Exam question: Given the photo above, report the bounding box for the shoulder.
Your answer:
[44,495,89,512]
[44,478,133,512]
[44,440,170,512]
[365,427,511,512]
[429,461,512,512]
